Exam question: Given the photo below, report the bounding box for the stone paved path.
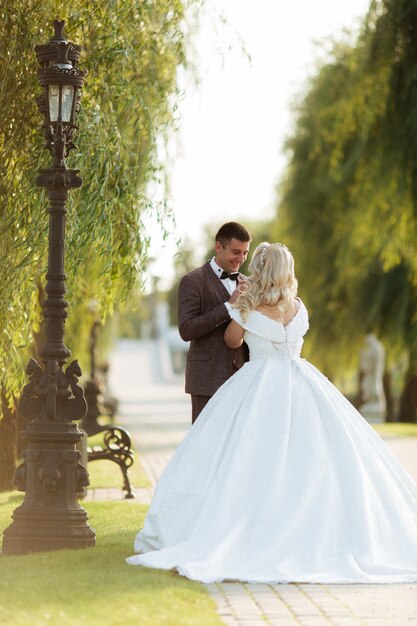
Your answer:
[88,339,417,625]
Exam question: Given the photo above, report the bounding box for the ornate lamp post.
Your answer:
[2,20,96,554]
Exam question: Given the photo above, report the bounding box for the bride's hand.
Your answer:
[228,288,241,304]
[237,277,247,293]
[229,278,247,304]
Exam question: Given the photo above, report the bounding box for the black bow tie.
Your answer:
[220,271,239,281]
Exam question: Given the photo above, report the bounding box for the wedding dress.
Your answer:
[126,300,417,583]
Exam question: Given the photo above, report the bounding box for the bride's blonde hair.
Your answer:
[234,242,298,321]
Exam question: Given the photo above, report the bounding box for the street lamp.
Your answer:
[2,20,96,554]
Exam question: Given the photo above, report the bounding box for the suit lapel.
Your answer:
[202,262,230,304]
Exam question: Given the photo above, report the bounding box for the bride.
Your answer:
[126,242,417,584]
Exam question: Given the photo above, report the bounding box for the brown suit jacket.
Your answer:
[177,262,249,397]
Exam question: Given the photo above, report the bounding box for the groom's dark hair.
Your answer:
[215,222,251,246]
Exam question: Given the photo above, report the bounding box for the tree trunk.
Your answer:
[383,371,395,422]
[398,373,417,423]
[0,391,18,492]
[398,340,417,423]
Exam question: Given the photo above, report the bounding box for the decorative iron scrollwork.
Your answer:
[76,462,90,493]
[14,461,26,492]
[19,358,87,423]
[38,465,61,494]
[86,424,135,499]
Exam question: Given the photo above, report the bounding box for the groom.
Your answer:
[177,222,251,423]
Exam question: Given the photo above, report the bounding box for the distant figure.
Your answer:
[359,333,386,417]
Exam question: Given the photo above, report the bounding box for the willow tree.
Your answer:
[276,0,417,420]
[0,0,199,489]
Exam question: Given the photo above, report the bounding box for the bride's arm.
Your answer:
[224,320,244,348]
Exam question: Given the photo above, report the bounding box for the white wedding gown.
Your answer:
[127,301,417,583]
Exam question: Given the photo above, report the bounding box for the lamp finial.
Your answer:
[51,20,66,43]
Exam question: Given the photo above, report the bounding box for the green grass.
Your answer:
[87,458,150,490]
[0,492,223,626]
[372,422,417,438]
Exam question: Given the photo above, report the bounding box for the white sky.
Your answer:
[147,0,371,287]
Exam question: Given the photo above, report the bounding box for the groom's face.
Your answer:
[215,238,250,273]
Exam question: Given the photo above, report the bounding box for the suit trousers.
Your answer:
[191,395,211,424]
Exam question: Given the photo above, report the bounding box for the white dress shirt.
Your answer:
[209,258,235,314]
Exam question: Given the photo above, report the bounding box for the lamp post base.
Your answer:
[2,517,96,555]
[2,421,96,555]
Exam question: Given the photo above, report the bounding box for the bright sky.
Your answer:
[147,0,371,287]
